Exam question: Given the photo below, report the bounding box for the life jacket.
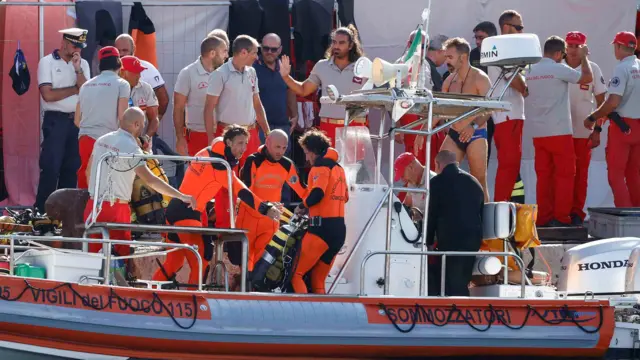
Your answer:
[480,203,540,270]
[130,152,170,224]
[251,215,309,292]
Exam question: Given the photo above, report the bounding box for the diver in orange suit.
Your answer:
[238,129,307,271]
[291,130,348,294]
[152,125,282,287]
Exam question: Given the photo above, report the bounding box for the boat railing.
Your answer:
[0,234,206,290]
[360,250,527,298]
[83,223,249,291]
[86,152,236,233]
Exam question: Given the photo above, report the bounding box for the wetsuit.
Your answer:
[239,145,307,271]
[152,139,274,286]
[291,148,348,294]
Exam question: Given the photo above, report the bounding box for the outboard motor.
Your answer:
[557,237,640,297]
[251,215,309,292]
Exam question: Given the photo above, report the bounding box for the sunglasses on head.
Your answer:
[507,24,524,31]
[261,46,280,53]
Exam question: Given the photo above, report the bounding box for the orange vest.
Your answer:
[304,148,348,218]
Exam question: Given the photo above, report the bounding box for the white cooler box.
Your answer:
[588,208,640,238]
[17,249,102,284]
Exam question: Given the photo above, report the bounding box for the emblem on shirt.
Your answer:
[312,174,319,182]
[289,175,298,184]
[352,76,363,84]
[611,77,620,87]
[579,84,589,91]
[198,82,208,89]
[600,76,605,85]
[154,75,160,83]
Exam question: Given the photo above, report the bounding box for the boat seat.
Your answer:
[482,202,515,240]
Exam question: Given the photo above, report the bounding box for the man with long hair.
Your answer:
[278,24,367,145]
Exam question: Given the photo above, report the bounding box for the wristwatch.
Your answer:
[75,69,83,75]
[594,125,602,133]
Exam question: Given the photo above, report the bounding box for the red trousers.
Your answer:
[186,130,209,157]
[606,118,640,207]
[152,219,206,286]
[213,126,260,228]
[493,119,523,202]
[533,135,576,225]
[572,138,592,220]
[83,198,132,256]
[77,136,96,189]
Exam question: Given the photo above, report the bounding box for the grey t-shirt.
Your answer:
[88,128,145,202]
[607,55,640,118]
[206,60,259,126]
[309,58,366,119]
[130,80,159,133]
[524,58,581,138]
[174,58,211,132]
[78,70,131,140]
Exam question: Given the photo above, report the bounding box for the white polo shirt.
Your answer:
[130,79,158,131]
[564,60,606,139]
[78,71,131,140]
[488,66,525,124]
[140,60,165,91]
[607,55,640,118]
[524,58,581,138]
[206,60,259,126]
[174,58,211,132]
[88,128,145,202]
[37,50,91,113]
[309,57,366,119]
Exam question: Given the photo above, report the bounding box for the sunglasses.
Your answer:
[507,23,524,31]
[261,46,280,53]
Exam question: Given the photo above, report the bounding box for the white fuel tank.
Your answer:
[557,237,640,297]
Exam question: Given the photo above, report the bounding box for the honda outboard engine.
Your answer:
[557,237,640,298]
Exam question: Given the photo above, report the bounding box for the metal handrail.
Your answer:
[88,152,235,231]
[84,223,250,292]
[0,235,204,291]
[360,250,527,298]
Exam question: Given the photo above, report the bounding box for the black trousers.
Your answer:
[428,255,476,297]
[35,111,80,212]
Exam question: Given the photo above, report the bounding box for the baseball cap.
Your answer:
[612,31,637,49]
[98,46,120,60]
[565,31,586,46]
[393,152,416,182]
[121,56,147,74]
[428,34,449,51]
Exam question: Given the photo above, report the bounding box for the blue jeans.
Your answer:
[259,123,292,205]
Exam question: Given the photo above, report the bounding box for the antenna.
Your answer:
[417,1,432,89]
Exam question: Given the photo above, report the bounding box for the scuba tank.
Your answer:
[251,214,309,292]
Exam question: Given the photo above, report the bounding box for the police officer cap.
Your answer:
[59,28,88,49]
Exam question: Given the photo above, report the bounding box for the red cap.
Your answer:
[121,56,147,74]
[612,31,637,49]
[98,46,120,60]
[565,31,586,45]
[393,152,416,182]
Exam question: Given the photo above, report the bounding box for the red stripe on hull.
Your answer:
[0,321,611,359]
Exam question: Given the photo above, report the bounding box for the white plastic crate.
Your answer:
[16,249,103,284]
[588,208,640,238]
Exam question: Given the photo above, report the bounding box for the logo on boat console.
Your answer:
[576,259,632,271]
[480,45,499,59]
